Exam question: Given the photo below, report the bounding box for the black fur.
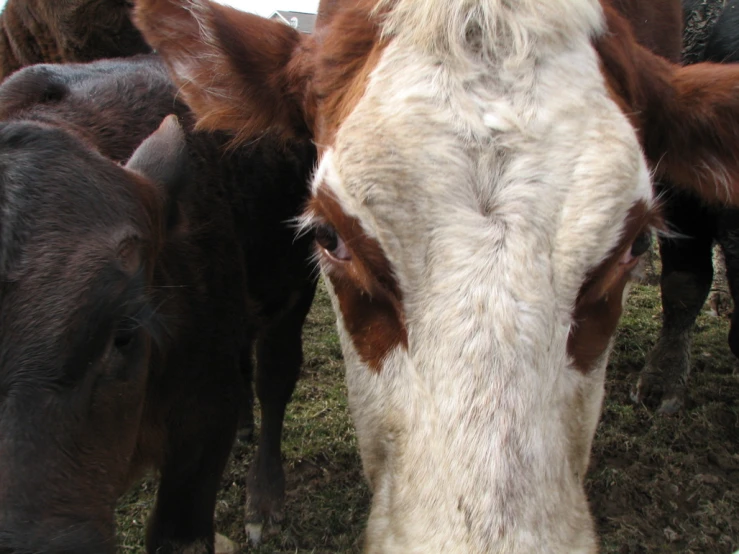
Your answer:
[0,56,316,553]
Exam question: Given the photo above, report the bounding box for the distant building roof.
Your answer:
[269,10,317,34]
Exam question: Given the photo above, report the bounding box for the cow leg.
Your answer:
[716,208,739,357]
[145,364,240,554]
[237,341,256,443]
[245,282,316,544]
[632,191,715,414]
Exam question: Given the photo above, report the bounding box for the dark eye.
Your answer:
[631,231,652,258]
[315,223,351,261]
[113,325,137,351]
[316,223,338,251]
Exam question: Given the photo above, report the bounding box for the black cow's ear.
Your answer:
[125,114,189,230]
[0,65,70,120]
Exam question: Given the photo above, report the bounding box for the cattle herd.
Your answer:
[0,0,737,553]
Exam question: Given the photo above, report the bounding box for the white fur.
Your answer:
[311,0,654,551]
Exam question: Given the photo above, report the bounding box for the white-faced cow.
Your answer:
[0,56,316,553]
[134,0,739,551]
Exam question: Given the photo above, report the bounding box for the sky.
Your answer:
[0,0,320,17]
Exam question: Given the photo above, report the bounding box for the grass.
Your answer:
[116,271,738,553]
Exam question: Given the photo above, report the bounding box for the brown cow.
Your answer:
[0,55,316,553]
[0,0,151,80]
[133,0,739,551]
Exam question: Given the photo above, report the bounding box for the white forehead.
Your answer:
[313,0,653,307]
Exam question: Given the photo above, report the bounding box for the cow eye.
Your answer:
[631,231,652,257]
[113,324,137,351]
[315,223,351,261]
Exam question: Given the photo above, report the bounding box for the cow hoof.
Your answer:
[630,371,661,405]
[631,371,685,414]
[245,522,263,545]
[214,533,239,554]
[657,394,684,415]
[244,460,286,545]
[245,510,284,545]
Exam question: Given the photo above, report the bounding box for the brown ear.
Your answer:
[650,62,739,206]
[133,0,312,141]
[598,6,739,206]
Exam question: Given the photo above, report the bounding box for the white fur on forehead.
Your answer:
[374,0,605,63]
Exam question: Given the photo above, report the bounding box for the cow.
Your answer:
[133,0,739,551]
[0,55,317,553]
[0,0,152,81]
[632,0,739,413]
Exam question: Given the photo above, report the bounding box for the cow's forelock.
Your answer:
[375,0,605,64]
[309,0,655,550]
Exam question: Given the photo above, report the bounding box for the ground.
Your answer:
[116,265,739,553]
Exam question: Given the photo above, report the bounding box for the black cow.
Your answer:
[0,56,316,553]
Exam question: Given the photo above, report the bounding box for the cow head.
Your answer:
[0,116,187,553]
[134,0,739,550]
[0,56,189,163]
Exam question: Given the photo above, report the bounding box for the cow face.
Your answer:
[134,0,739,551]
[298,4,656,549]
[0,116,186,553]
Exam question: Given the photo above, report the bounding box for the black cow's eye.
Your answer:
[631,231,652,257]
[315,223,351,261]
[114,326,136,351]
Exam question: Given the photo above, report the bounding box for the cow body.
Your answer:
[0,0,152,80]
[0,56,316,553]
[633,0,739,413]
[133,0,739,551]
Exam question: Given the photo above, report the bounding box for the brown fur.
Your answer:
[0,0,151,81]
[598,3,739,205]
[609,0,683,62]
[133,0,309,142]
[309,2,386,146]
[133,0,739,206]
[567,201,661,373]
[133,0,386,147]
[311,186,407,371]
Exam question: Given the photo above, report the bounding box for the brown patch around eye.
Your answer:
[310,186,408,372]
[567,201,661,373]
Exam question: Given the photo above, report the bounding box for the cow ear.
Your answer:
[125,114,189,230]
[652,62,739,206]
[596,6,739,207]
[133,0,311,142]
[599,6,739,206]
[0,65,70,120]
